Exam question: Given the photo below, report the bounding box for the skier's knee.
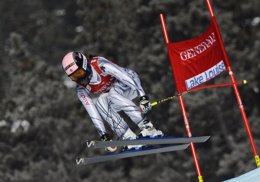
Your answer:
[96,93,108,108]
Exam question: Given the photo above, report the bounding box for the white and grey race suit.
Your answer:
[76,56,146,138]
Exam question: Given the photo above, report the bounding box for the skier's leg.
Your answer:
[108,87,163,138]
[123,70,164,137]
[96,93,137,140]
[108,87,142,124]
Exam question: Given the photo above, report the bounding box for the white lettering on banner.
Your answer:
[180,33,216,61]
[185,60,226,90]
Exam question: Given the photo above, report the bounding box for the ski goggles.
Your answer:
[69,68,92,85]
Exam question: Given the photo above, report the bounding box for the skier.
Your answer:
[62,51,163,151]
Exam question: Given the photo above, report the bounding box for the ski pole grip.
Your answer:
[151,102,158,107]
[242,80,247,85]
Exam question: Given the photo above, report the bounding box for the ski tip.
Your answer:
[204,136,211,140]
[200,136,211,142]
[188,136,211,143]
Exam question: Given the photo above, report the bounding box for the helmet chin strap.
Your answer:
[77,76,91,85]
[82,54,89,71]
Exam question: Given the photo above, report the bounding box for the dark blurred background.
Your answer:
[1,0,260,182]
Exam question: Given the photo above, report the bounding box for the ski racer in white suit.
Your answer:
[62,51,163,151]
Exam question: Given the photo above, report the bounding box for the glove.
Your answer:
[139,95,152,114]
[100,133,117,152]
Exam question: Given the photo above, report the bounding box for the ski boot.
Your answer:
[121,128,142,151]
[138,120,164,138]
[100,133,117,152]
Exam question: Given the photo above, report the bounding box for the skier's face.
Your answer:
[70,68,92,85]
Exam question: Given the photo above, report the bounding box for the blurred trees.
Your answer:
[0,0,260,182]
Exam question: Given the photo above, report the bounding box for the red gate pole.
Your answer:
[160,13,204,182]
[205,0,260,167]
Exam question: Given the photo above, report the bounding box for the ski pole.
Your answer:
[151,95,179,106]
[151,80,247,107]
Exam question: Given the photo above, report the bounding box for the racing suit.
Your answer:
[76,56,147,138]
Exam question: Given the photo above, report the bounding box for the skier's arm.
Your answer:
[76,85,107,136]
[99,57,146,97]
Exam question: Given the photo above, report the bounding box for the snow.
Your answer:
[251,17,260,26]
[223,168,260,182]
[11,120,30,133]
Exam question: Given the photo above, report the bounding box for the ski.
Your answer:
[84,136,210,149]
[76,144,190,165]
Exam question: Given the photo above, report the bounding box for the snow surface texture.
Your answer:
[223,168,260,182]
